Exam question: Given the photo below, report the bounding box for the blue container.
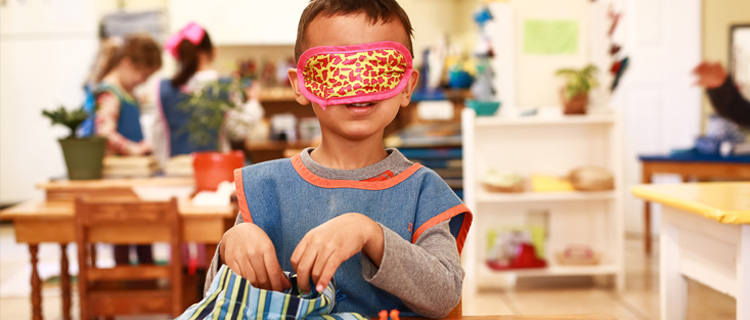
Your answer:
[466,100,501,116]
[449,70,474,89]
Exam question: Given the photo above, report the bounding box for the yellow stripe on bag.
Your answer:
[224,274,242,320]
[255,290,267,320]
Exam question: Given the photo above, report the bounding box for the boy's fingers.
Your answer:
[244,263,258,286]
[316,253,344,293]
[263,251,285,292]
[290,240,308,270]
[295,249,319,294]
[311,247,334,285]
[249,253,271,290]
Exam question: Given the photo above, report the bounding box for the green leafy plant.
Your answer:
[42,105,88,139]
[178,80,246,151]
[556,64,599,100]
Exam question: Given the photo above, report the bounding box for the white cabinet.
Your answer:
[168,0,309,45]
[461,108,624,292]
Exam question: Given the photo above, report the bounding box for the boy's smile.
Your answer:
[346,100,379,116]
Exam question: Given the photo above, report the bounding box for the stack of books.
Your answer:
[102,156,159,178]
[164,155,194,177]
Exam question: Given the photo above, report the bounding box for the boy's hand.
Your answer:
[220,223,291,292]
[291,213,384,294]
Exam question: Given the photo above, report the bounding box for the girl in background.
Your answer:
[92,34,162,266]
[94,34,162,156]
[156,22,264,164]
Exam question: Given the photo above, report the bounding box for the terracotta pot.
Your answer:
[192,150,245,192]
[560,90,589,115]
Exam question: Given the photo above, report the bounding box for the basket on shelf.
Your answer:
[481,169,525,193]
[555,244,601,266]
[568,166,614,191]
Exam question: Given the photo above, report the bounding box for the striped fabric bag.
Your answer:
[177,265,367,320]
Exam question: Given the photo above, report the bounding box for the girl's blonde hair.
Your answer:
[90,34,162,84]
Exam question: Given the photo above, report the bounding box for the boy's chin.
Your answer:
[330,123,383,140]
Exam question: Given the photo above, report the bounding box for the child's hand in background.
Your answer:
[220,223,291,292]
[291,213,384,294]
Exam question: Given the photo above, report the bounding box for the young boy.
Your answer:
[205,0,472,317]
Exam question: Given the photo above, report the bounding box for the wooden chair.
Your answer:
[446,299,462,318]
[75,197,183,319]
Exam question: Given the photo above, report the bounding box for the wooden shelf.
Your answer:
[475,113,615,127]
[258,87,296,102]
[462,107,624,291]
[477,190,616,204]
[478,263,619,278]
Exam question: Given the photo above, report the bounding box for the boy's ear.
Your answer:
[400,70,420,107]
[288,68,311,106]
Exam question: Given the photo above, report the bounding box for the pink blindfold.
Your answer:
[297,41,413,109]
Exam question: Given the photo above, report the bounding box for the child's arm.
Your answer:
[292,215,462,317]
[94,92,151,155]
[361,221,462,318]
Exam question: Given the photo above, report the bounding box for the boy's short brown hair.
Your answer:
[294,0,414,62]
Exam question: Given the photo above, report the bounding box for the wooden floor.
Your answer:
[0,224,737,319]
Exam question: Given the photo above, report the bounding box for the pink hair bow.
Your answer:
[164,22,205,58]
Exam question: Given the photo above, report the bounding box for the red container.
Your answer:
[192,150,245,192]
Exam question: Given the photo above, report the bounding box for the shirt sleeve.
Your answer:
[707,76,750,127]
[94,92,146,155]
[360,220,463,318]
[204,211,244,296]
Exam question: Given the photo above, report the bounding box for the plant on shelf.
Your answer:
[555,64,599,115]
[42,105,106,180]
[178,80,248,191]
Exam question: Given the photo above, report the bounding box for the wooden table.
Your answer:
[0,178,237,320]
[399,316,615,320]
[632,182,750,320]
[639,152,750,254]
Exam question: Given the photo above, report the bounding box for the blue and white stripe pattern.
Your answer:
[177,265,367,320]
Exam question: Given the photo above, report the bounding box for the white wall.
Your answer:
[0,0,100,204]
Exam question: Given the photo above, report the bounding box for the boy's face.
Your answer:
[289,13,420,141]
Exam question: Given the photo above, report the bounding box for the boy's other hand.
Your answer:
[693,61,727,89]
[291,213,384,294]
[220,223,291,292]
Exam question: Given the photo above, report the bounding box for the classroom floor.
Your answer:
[0,223,737,320]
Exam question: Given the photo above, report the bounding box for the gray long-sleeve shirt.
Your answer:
[204,148,463,318]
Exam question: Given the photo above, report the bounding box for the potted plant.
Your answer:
[556,64,599,115]
[42,105,107,180]
[179,80,247,192]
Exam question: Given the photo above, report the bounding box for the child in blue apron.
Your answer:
[199,1,472,318]
[93,35,161,156]
[91,34,162,265]
[155,22,264,163]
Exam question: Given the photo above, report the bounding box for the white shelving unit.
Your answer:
[461,108,624,293]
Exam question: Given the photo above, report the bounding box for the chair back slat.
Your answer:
[74,197,183,318]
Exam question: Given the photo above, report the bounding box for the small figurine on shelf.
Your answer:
[486,228,547,270]
[467,5,501,116]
